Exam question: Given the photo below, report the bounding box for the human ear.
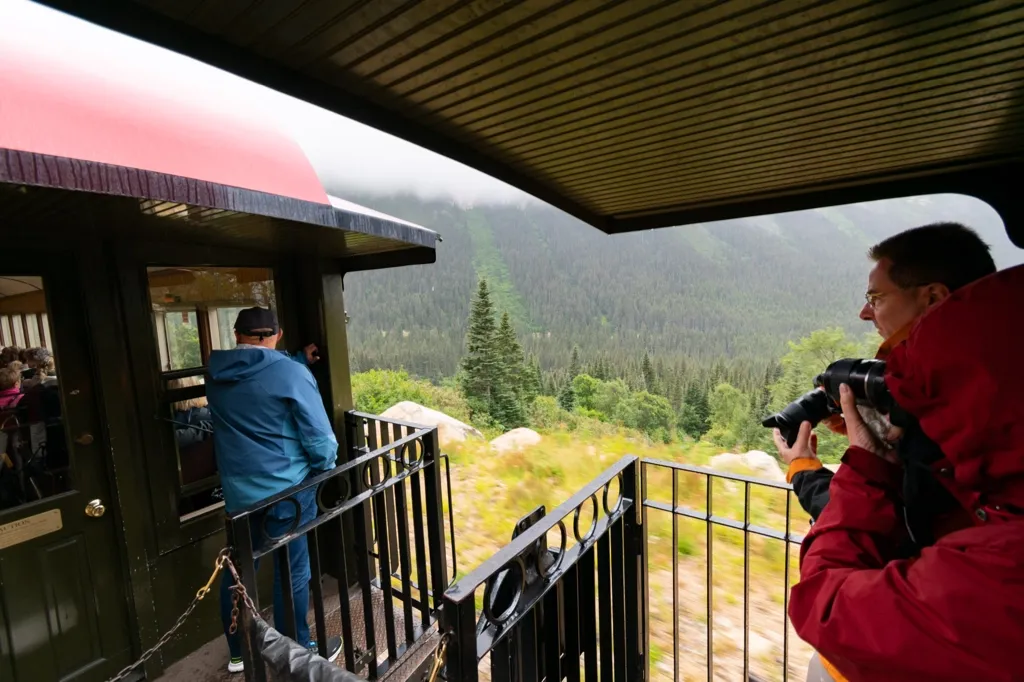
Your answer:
[924,283,951,307]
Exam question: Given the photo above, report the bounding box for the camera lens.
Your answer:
[761,389,834,447]
[818,359,891,413]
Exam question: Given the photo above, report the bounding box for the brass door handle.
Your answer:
[75,433,94,446]
[85,499,106,518]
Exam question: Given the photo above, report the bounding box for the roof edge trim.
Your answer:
[0,147,437,250]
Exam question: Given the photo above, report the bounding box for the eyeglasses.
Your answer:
[864,291,887,308]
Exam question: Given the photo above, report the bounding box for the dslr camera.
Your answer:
[762,358,892,446]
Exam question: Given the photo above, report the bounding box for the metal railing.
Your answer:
[226,411,454,682]
[641,459,806,682]
[438,455,806,682]
[441,455,645,682]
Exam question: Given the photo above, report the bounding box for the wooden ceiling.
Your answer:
[37,0,1024,233]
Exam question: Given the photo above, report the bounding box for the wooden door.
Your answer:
[0,256,133,681]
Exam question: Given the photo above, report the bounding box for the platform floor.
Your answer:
[154,582,438,682]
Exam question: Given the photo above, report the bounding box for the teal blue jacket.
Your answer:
[207,347,337,513]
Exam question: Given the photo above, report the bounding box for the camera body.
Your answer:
[762,358,892,446]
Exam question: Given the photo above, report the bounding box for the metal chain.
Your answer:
[104,549,234,682]
[424,633,449,682]
[224,549,259,616]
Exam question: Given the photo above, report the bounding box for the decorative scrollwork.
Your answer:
[315,474,351,513]
[261,496,301,543]
[482,556,526,625]
[574,493,599,544]
[603,473,624,516]
[407,438,424,464]
[538,519,567,580]
[362,454,392,489]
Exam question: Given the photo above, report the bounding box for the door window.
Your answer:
[146,267,277,520]
[0,276,68,512]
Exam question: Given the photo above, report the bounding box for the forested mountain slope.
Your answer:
[342,193,1018,379]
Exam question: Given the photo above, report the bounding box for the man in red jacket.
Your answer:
[785,222,996,521]
[776,263,1024,681]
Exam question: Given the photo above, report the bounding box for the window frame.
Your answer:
[0,272,67,515]
[117,242,298,555]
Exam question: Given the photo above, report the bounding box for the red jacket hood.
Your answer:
[885,263,1024,514]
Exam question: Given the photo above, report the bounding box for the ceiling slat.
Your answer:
[47,0,1024,233]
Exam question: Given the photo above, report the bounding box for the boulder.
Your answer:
[490,428,542,453]
[378,401,483,448]
[709,450,785,482]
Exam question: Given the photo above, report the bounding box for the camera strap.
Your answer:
[893,409,958,551]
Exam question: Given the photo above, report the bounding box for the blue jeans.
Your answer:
[221,488,317,658]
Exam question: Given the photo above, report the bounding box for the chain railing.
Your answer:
[104,550,233,682]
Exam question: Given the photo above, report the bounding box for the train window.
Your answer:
[0,276,66,512]
[146,267,277,520]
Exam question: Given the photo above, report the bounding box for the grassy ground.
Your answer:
[441,429,814,682]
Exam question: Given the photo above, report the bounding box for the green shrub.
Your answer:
[351,369,472,423]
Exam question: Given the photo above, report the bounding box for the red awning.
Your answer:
[0,43,328,205]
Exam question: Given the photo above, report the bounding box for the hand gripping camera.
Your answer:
[761,358,892,447]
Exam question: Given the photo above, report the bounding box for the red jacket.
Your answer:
[788,264,1024,682]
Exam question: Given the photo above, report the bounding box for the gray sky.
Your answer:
[0,0,532,204]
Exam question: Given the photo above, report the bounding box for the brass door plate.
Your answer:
[0,509,63,550]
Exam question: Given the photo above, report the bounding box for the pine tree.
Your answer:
[668,372,684,411]
[459,279,500,418]
[557,379,576,411]
[495,313,525,398]
[523,354,542,403]
[569,345,582,380]
[493,312,526,428]
[641,351,656,394]
[679,382,711,439]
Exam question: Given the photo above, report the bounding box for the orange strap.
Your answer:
[786,456,823,483]
[820,655,847,681]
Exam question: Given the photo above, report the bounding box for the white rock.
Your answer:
[709,450,785,482]
[378,401,483,447]
[490,428,543,453]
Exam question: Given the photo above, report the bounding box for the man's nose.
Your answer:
[859,303,873,321]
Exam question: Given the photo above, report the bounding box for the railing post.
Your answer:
[229,515,267,682]
[621,461,644,679]
[422,427,449,613]
[345,412,378,587]
[443,595,479,681]
[640,460,652,682]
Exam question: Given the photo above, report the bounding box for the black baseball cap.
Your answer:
[234,307,279,337]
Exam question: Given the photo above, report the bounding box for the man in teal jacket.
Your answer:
[208,307,340,673]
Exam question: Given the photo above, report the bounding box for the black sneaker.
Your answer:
[307,636,342,663]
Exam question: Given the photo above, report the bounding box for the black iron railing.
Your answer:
[226,411,455,682]
[441,455,644,682]
[641,459,806,682]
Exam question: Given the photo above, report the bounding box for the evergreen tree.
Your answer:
[495,312,525,398]
[523,354,542,403]
[558,379,576,411]
[668,373,684,411]
[641,351,656,394]
[542,372,558,396]
[492,312,526,428]
[568,345,582,380]
[679,382,711,439]
[459,279,500,418]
